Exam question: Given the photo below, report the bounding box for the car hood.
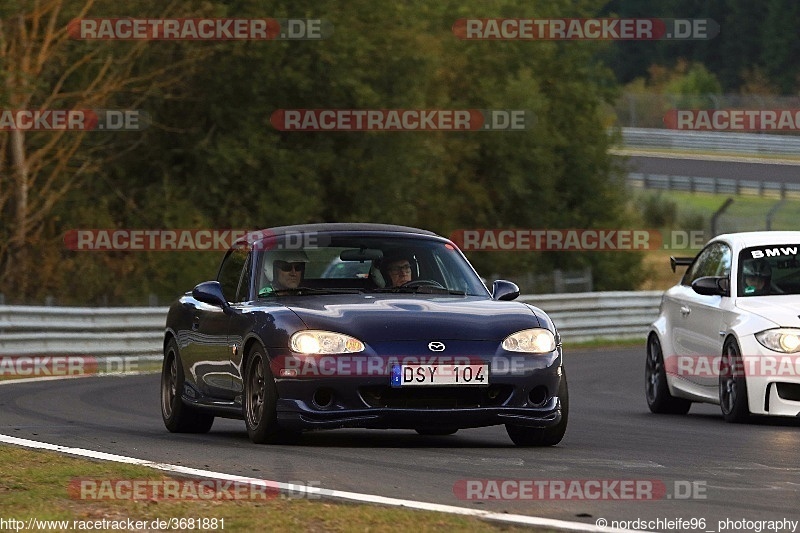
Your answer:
[735,296,800,327]
[276,294,542,342]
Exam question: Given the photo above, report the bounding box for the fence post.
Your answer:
[710,198,734,236]
[766,199,786,231]
[553,269,564,293]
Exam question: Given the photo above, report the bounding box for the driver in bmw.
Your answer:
[742,257,772,296]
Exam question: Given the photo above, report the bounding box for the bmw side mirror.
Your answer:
[492,280,520,301]
[691,276,729,297]
[192,281,232,311]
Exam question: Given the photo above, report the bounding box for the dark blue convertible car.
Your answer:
[161,223,567,446]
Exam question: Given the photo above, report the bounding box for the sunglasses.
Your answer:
[388,264,412,274]
[275,261,305,272]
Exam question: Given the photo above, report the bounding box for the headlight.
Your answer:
[290,330,365,355]
[502,328,557,353]
[755,328,800,353]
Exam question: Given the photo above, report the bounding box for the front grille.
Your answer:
[359,385,513,409]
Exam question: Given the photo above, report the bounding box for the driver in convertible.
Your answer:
[260,250,310,294]
[380,250,417,287]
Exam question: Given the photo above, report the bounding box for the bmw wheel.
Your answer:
[645,334,691,414]
[719,338,750,423]
[161,338,214,433]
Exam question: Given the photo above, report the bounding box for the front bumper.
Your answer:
[738,335,800,417]
[272,348,564,431]
[276,400,562,430]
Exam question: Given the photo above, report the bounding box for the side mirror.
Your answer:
[691,276,729,297]
[492,280,520,301]
[192,281,232,311]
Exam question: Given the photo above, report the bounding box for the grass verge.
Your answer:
[565,338,644,351]
[0,445,563,532]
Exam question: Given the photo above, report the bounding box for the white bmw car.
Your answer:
[647,231,800,422]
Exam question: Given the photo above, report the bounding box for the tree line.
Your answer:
[13,0,783,304]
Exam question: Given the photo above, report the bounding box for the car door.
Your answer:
[671,242,731,393]
[192,247,249,400]
[224,251,255,402]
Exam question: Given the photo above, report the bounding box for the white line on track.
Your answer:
[0,433,640,533]
[0,371,158,386]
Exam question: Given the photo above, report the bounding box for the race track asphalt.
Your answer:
[1,346,798,531]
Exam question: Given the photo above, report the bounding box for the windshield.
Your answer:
[254,234,488,297]
[738,245,800,297]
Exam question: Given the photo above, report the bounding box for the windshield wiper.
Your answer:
[260,287,365,297]
[370,286,466,295]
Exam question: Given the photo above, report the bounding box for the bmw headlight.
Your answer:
[502,328,557,353]
[755,328,800,353]
[290,330,365,355]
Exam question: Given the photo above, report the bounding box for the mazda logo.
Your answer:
[428,341,446,352]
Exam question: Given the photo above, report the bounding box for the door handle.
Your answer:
[192,316,200,331]
[680,306,691,317]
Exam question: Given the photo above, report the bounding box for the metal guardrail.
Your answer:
[619,127,800,155]
[519,291,663,343]
[0,292,662,358]
[627,172,800,199]
[0,306,168,356]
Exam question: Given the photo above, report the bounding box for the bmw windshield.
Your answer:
[738,245,800,297]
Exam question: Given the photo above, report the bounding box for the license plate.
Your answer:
[390,364,489,387]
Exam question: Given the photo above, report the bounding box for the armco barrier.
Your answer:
[0,292,663,358]
[620,127,800,155]
[518,291,663,343]
[627,172,800,198]
[0,306,168,356]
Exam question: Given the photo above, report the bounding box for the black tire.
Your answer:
[645,335,692,414]
[506,370,569,446]
[161,338,214,433]
[414,428,458,436]
[719,338,750,423]
[243,346,298,444]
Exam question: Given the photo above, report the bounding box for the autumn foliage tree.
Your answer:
[0,0,209,302]
[3,0,650,304]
